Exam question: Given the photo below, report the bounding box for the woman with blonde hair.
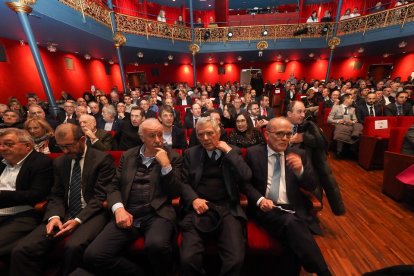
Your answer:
[24,118,59,154]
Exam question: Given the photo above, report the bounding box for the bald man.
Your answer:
[84,118,182,276]
[243,117,331,276]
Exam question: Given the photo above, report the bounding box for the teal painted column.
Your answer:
[108,0,128,94]
[189,0,197,87]
[325,0,343,81]
[6,1,59,117]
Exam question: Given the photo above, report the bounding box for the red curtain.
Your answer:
[186,10,215,27]
[339,0,364,16]
[113,0,143,17]
[146,2,181,23]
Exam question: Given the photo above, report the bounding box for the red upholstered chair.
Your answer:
[388,127,410,153]
[185,128,193,143]
[358,116,397,170]
[396,116,414,128]
[225,128,233,137]
[106,150,124,168]
[320,107,334,143]
[383,151,414,201]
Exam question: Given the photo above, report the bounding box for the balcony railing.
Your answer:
[59,0,414,44]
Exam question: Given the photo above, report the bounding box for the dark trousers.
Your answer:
[83,215,175,276]
[180,212,246,276]
[256,209,328,274]
[0,210,41,257]
[10,212,107,276]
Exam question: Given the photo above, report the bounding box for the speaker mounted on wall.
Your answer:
[64,57,74,70]
[354,60,363,70]
[0,44,7,62]
[218,66,225,75]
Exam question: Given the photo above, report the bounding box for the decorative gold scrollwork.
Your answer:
[188,43,200,55]
[328,37,341,50]
[256,41,268,50]
[6,0,36,14]
[113,31,126,48]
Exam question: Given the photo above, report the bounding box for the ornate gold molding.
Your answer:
[113,31,126,48]
[256,41,268,51]
[188,43,200,55]
[328,37,341,50]
[6,0,36,14]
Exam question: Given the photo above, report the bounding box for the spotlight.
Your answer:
[84,54,91,60]
[321,24,329,35]
[204,30,211,41]
[137,52,144,58]
[262,29,268,36]
[227,30,233,39]
[237,56,242,61]
[108,60,114,65]
[168,54,173,61]
[258,51,263,57]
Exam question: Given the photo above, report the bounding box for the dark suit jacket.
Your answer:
[44,148,115,223]
[114,120,142,151]
[107,146,182,222]
[96,117,122,133]
[86,129,114,151]
[171,125,188,149]
[176,96,192,106]
[323,99,335,109]
[180,145,251,220]
[260,107,275,120]
[384,103,413,116]
[356,104,383,124]
[143,110,157,119]
[402,124,414,155]
[0,151,53,208]
[57,112,77,125]
[184,115,196,129]
[243,144,319,232]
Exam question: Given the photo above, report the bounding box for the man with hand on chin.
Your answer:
[180,116,252,276]
[11,123,115,276]
[84,118,182,276]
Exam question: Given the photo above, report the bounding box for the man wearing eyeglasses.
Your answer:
[11,123,115,276]
[0,128,53,258]
[243,117,332,276]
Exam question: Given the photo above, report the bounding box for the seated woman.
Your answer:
[24,118,59,154]
[327,93,363,158]
[221,103,236,129]
[228,112,264,148]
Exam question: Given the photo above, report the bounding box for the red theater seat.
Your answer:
[396,116,414,128]
[388,127,410,153]
[358,116,397,170]
[107,150,124,167]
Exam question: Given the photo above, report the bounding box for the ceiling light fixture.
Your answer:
[168,54,173,60]
[137,52,144,58]
[134,62,139,66]
[227,30,233,39]
[383,53,390,58]
[258,51,263,57]
[108,60,114,65]
[277,54,282,60]
[357,47,364,53]
[46,43,57,53]
[285,58,289,63]
[220,61,224,65]
[164,62,169,66]
[84,54,91,60]
[399,41,407,48]
[19,40,25,46]
[262,28,268,36]
[309,52,315,58]
[237,56,242,61]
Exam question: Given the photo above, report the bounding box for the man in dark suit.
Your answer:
[96,105,122,133]
[402,123,414,155]
[88,101,102,122]
[0,128,53,258]
[79,114,113,151]
[83,118,182,275]
[11,123,115,276]
[323,90,340,109]
[356,92,384,124]
[243,117,331,276]
[57,100,77,124]
[159,105,187,149]
[184,103,202,129]
[114,106,144,151]
[176,89,193,106]
[188,110,227,148]
[139,99,157,119]
[384,91,413,116]
[180,116,251,276]
[259,95,275,120]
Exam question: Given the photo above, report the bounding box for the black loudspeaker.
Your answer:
[0,44,7,62]
[276,64,286,73]
[151,68,159,76]
[218,66,225,75]
[354,61,363,70]
[64,57,74,70]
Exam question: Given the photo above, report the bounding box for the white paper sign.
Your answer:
[374,120,388,129]
[275,89,280,94]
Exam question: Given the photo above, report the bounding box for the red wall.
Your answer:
[0,37,122,104]
[1,36,413,105]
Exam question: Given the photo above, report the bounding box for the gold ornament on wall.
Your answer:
[256,41,268,51]
[328,37,341,50]
[6,0,37,14]
[188,43,200,55]
[113,31,127,48]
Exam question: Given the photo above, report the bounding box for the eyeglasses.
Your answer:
[267,131,293,139]
[0,142,26,148]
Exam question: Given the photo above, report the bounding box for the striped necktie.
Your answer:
[268,153,281,203]
[69,159,82,219]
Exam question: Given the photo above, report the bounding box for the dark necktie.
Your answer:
[211,151,217,161]
[397,105,403,116]
[268,153,281,203]
[369,106,374,116]
[69,159,82,219]
[292,125,298,135]
[344,107,348,115]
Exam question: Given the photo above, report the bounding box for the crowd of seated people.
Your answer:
[0,75,413,275]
